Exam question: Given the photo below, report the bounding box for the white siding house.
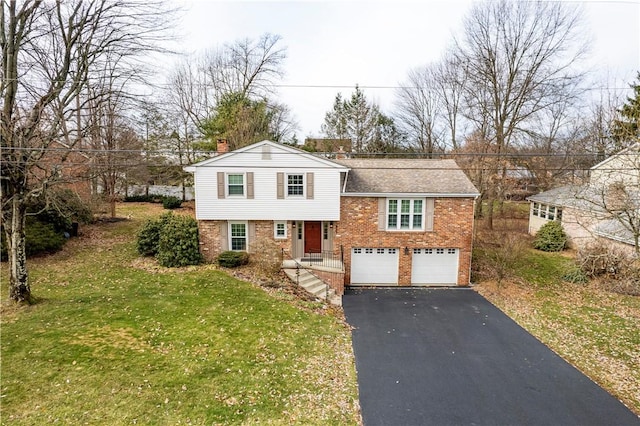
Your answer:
[185,141,349,221]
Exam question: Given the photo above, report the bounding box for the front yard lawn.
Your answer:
[476,248,640,415]
[1,203,360,425]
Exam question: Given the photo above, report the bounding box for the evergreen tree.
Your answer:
[612,73,640,142]
[321,86,403,153]
[200,92,287,150]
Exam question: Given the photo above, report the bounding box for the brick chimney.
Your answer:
[336,146,347,160]
[217,139,229,154]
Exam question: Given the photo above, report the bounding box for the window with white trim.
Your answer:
[229,222,247,251]
[387,199,424,230]
[227,174,245,196]
[274,221,287,239]
[532,203,562,222]
[287,174,304,196]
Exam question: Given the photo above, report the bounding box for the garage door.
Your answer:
[411,248,459,285]
[351,248,399,285]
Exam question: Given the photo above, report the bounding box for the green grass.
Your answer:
[1,204,359,425]
[475,240,640,415]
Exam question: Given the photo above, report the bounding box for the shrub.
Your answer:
[562,267,589,284]
[533,221,567,252]
[609,267,640,296]
[124,194,154,203]
[25,220,66,256]
[162,196,182,210]
[577,242,627,278]
[473,232,528,284]
[29,189,93,232]
[2,218,69,260]
[136,213,172,256]
[249,238,282,276]
[156,214,202,267]
[217,251,249,268]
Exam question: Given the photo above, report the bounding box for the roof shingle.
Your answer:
[335,159,479,195]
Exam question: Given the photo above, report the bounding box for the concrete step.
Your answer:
[282,267,342,306]
[303,281,328,297]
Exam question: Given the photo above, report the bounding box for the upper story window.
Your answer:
[387,199,424,230]
[227,174,245,196]
[287,174,304,196]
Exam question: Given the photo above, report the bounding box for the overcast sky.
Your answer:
[172,0,640,141]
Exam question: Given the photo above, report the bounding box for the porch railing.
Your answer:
[299,246,344,271]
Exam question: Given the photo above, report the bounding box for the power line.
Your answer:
[2,145,640,157]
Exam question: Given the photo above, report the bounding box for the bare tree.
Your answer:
[1,0,175,303]
[204,33,286,103]
[453,0,587,229]
[395,65,444,157]
[166,34,291,149]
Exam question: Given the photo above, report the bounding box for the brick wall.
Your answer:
[198,220,292,263]
[198,220,223,263]
[312,269,345,295]
[335,196,475,286]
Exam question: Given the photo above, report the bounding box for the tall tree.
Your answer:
[612,73,640,143]
[1,0,174,303]
[199,91,293,150]
[322,86,399,153]
[395,65,444,157]
[166,33,292,150]
[453,0,587,228]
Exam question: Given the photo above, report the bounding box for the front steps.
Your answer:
[283,267,342,306]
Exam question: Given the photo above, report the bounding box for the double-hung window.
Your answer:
[287,174,304,196]
[227,174,245,196]
[387,199,424,230]
[230,222,247,251]
[274,221,287,239]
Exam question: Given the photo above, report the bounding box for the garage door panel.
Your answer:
[411,248,458,285]
[351,248,399,285]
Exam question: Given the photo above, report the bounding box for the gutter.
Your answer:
[341,192,481,198]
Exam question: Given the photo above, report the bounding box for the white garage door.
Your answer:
[351,248,399,285]
[411,248,459,285]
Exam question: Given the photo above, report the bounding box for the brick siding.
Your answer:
[198,197,475,289]
[334,196,475,286]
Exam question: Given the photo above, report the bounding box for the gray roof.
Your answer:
[527,185,587,208]
[335,159,479,196]
[594,219,636,246]
[528,185,640,213]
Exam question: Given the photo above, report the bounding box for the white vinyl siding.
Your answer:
[194,168,342,221]
[387,199,424,230]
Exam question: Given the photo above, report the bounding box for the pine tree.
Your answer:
[612,72,640,142]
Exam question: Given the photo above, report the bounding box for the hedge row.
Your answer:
[124,194,182,209]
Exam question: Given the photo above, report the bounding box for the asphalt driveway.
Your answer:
[343,288,640,426]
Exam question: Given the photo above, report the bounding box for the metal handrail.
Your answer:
[281,248,335,300]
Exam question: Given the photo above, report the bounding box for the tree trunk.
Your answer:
[6,197,32,303]
[486,198,495,231]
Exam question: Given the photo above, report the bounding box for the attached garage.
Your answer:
[351,248,399,285]
[411,248,459,285]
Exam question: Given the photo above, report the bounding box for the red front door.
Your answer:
[304,221,322,253]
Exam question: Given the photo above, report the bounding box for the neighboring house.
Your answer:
[528,143,640,255]
[38,140,93,201]
[185,140,480,297]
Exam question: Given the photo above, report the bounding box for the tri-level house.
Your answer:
[185,140,480,301]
